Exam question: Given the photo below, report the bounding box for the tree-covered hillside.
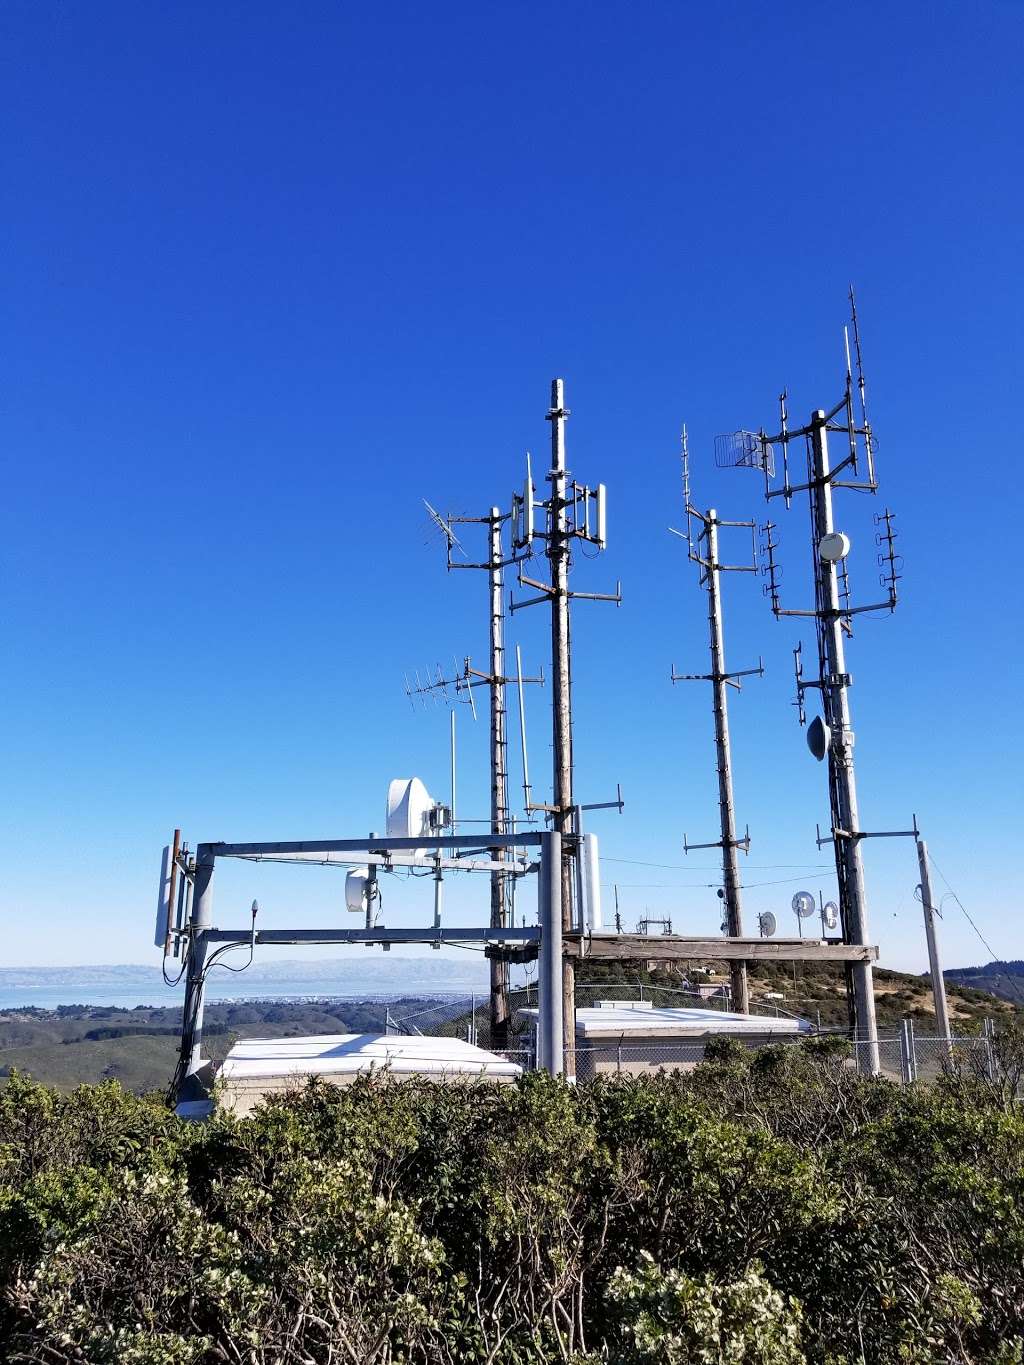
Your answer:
[2,1040,1024,1363]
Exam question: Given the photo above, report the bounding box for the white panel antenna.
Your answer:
[512,453,535,549]
[154,845,171,949]
[580,832,602,932]
[594,483,607,549]
[345,867,369,914]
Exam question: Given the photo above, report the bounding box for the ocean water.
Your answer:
[0,972,493,1013]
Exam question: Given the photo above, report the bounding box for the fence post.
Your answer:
[899,1020,912,1084]
[616,1036,623,1076]
[906,1018,918,1082]
[984,1018,997,1083]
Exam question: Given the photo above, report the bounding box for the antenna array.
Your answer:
[751,289,902,1072]
[413,503,542,1046]
[670,426,764,1013]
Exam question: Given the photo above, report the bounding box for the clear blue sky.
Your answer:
[3,2,1022,974]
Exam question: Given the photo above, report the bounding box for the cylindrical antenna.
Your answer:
[450,708,457,833]
[515,642,532,812]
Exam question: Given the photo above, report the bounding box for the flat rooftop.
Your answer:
[219,1032,522,1083]
[518,1002,811,1040]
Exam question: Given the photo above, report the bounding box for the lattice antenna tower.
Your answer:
[752,290,904,1073]
[669,425,764,1014]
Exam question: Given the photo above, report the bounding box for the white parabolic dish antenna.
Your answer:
[823,900,840,930]
[819,530,851,563]
[758,911,777,938]
[386,777,441,855]
[791,891,816,919]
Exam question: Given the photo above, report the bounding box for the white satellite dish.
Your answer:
[807,715,831,762]
[345,866,369,914]
[823,900,840,931]
[792,891,816,919]
[819,531,851,563]
[758,911,777,938]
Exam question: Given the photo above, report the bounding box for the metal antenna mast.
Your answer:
[758,290,902,1074]
[415,501,542,1048]
[671,427,763,1013]
[511,378,621,1078]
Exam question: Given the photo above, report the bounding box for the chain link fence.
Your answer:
[387,988,1009,1089]
[850,1019,998,1084]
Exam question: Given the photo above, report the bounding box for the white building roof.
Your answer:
[219,1032,522,1082]
[518,1003,810,1040]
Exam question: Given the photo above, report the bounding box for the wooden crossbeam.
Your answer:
[564,934,878,963]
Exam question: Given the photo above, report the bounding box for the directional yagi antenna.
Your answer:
[422,499,466,557]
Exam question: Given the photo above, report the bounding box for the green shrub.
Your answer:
[2,1053,1023,1363]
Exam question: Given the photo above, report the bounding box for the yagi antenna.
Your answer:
[422,499,466,558]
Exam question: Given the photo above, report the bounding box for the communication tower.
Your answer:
[757,290,902,1072]
[671,427,764,1013]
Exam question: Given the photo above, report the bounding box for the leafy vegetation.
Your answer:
[2,1037,1023,1362]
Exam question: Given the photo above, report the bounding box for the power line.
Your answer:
[926,851,1003,964]
[606,874,838,891]
[600,856,832,871]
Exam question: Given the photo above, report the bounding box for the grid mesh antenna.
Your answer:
[714,430,774,477]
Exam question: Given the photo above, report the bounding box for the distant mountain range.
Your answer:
[1,958,486,987]
[0,957,491,1006]
[945,961,1024,1005]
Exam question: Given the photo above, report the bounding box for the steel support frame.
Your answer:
[174,830,563,1101]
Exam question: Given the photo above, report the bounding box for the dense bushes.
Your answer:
[1,1042,1023,1363]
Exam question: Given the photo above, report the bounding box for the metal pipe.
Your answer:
[706,511,749,1013]
[178,844,214,1098]
[210,832,540,856]
[538,830,564,1075]
[163,828,180,957]
[810,411,880,1073]
[205,926,539,945]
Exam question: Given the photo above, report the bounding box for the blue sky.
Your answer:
[2,2,1022,975]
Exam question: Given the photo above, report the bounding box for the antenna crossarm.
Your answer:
[683,831,751,854]
[672,661,763,688]
[568,584,622,605]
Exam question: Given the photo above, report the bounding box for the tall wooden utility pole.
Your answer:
[415,503,541,1048]
[760,291,902,1073]
[916,837,952,1045]
[673,431,763,1014]
[546,381,577,1071]
[511,378,619,1078]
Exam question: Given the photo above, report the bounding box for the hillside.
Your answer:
[574,958,1022,1032]
[3,964,1018,1095]
[945,960,1024,1006]
[0,997,433,1093]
